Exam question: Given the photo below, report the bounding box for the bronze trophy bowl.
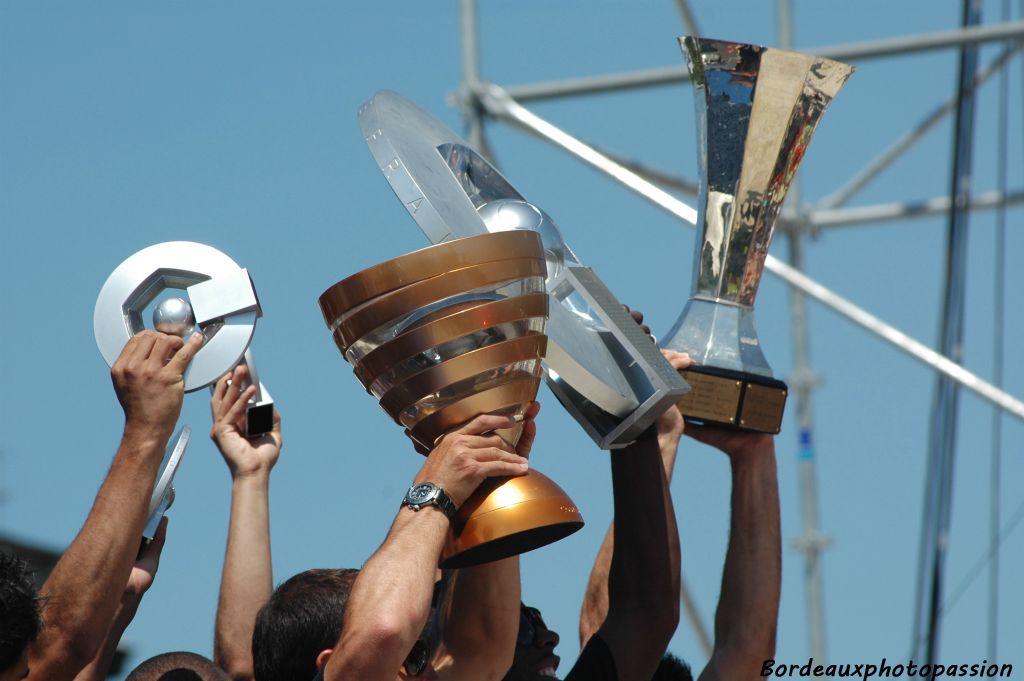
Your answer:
[319,231,583,568]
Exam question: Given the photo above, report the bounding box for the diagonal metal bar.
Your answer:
[504,21,1024,103]
[473,83,1024,421]
[673,0,702,36]
[810,188,1024,228]
[819,43,1024,210]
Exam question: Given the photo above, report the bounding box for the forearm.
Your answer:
[579,432,681,648]
[215,473,273,681]
[599,433,681,681]
[438,558,520,680]
[711,442,781,667]
[34,432,164,676]
[325,509,448,681]
[71,595,142,681]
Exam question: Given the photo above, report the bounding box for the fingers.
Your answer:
[211,372,230,418]
[517,419,537,458]
[165,332,204,374]
[115,331,158,373]
[222,384,257,428]
[140,516,168,568]
[660,349,693,371]
[453,413,516,436]
[622,304,653,340]
[220,366,245,420]
[477,457,530,478]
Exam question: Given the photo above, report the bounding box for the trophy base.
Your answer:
[676,366,787,434]
[440,470,584,569]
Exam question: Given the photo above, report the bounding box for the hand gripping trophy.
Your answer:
[94,241,272,540]
[319,231,584,568]
[662,37,853,434]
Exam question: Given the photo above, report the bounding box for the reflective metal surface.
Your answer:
[318,232,583,567]
[94,241,261,392]
[663,38,853,377]
[152,297,196,337]
[359,90,688,448]
[239,349,275,438]
[144,425,190,540]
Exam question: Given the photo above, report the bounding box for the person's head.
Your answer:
[502,603,560,681]
[0,552,42,681]
[125,651,228,681]
[252,568,359,681]
[652,653,693,681]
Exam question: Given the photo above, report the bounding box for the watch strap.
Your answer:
[404,483,458,522]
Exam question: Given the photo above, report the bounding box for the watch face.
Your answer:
[408,483,437,504]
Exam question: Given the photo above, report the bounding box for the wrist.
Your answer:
[728,435,776,466]
[121,422,172,455]
[231,469,272,492]
[230,464,274,483]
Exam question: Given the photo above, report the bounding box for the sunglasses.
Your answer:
[517,604,547,646]
[401,637,430,676]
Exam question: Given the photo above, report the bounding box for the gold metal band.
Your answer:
[333,258,546,351]
[352,293,549,388]
[378,334,547,420]
[409,376,542,445]
[318,231,544,326]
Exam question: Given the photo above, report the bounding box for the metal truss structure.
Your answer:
[450,0,1024,671]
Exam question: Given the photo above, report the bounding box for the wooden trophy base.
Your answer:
[676,366,788,434]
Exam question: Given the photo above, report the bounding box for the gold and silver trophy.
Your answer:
[662,37,853,434]
[318,231,583,568]
[359,91,689,449]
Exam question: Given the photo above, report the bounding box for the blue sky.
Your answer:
[2,2,1023,677]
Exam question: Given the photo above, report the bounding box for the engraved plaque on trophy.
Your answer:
[662,37,853,434]
[358,91,689,449]
[318,231,583,568]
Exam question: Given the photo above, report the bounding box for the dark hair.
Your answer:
[252,568,360,681]
[652,652,693,681]
[0,552,43,672]
[125,651,228,681]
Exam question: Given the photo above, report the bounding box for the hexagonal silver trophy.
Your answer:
[359,91,689,449]
[94,241,272,542]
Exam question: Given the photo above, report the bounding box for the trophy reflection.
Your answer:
[662,37,853,434]
[318,231,583,568]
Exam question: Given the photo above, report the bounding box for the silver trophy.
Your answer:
[143,425,191,541]
[359,91,689,448]
[94,241,263,392]
[94,242,268,542]
[662,37,853,434]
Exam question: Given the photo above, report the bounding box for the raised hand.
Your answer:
[416,413,530,508]
[111,331,203,444]
[210,364,282,479]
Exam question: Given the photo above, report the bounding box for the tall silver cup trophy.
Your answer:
[663,37,853,434]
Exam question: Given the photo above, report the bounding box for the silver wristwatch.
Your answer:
[402,482,457,522]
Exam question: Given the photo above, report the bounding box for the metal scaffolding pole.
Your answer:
[778,0,829,664]
[810,188,1024,228]
[912,1,982,672]
[472,84,1024,422]
[819,43,1024,210]
[458,0,491,158]
[504,22,1024,103]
